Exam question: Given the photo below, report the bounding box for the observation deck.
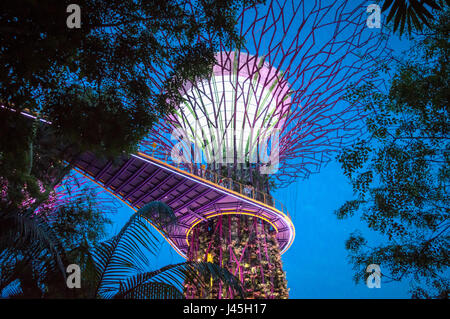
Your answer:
[72,148,295,259]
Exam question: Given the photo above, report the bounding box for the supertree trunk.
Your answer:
[184,214,289,299]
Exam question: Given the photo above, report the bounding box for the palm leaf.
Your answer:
[393,1,407,33]
[0,252,18,292]
[92,201,176,298]
[385,0,402,23]
[382,0,395,11]
[0,209,66,280]
[423,0,444,10]
[114,262,244,299]
[382,0,443,35]
[0,280,23,298]
[409,0,432,27]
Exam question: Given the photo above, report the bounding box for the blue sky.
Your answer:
[274,160,410,298]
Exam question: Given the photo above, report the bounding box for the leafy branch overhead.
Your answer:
[381,0,449,34]
[337,7,449,298]
[0,0,264,211]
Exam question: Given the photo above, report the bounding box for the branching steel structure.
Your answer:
[136,0,391,299]
[142,0,391,187]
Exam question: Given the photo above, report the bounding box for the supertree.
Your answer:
[131,0,391,299]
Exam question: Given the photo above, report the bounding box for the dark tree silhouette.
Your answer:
[0,0,263,210]
[381,0,448,34]
[337,7,449,298]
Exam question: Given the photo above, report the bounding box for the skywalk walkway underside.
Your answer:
[73,151,295,258]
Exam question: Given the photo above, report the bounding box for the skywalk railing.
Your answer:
[139,144,292,221]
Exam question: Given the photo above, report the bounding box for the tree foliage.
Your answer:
[337,7,449,298]
[0,189,111,298]
[1,201,243,299]
[0,0,264,211]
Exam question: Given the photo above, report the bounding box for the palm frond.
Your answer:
[114,262,244,299]
[92,201,176,297]
[0,280,23,298]
[0,252,18,292]
[382,0,444,34]
[0,209,66,279]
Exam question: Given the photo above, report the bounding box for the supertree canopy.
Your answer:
[142,0,391,187]
[169,51,290,169]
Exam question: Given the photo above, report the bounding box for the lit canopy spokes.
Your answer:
[146,0,391,187]
[169,52,290,169]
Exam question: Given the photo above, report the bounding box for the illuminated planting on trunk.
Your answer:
[184,215,288,299]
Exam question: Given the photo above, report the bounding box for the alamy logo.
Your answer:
[366,264,381,288]
[366,4,381,29]
[66,4,81,29]
[66,264,81,289]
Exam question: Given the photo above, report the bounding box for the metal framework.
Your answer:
[142,0,391,187]
[70,151,295,259]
